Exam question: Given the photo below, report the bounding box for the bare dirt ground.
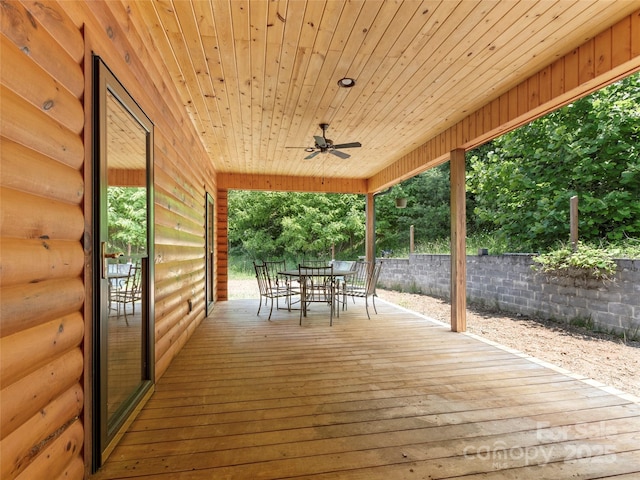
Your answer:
[229,278,640,399]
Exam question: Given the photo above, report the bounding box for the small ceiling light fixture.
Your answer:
[305,147,315,152]
[337,77,356,88]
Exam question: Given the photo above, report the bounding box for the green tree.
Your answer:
[107,187,147,256]
[468,73,640,250]
[374,162,487,252]
[228,190,366,261]
[375,165,452,250]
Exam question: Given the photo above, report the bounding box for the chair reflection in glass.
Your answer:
[112,262,142,325]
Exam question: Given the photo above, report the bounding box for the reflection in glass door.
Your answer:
[94,57,154,467]
[205,193,215,315]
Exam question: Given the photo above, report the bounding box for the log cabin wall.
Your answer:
[1,1,86,479]
[1,1,218,478]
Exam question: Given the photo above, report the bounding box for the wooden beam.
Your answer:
[108,168,146,186]
[450,148,466,333]
[365,193,375,264]
[218,173,367,194]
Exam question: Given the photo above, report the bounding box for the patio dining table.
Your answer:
[278,268,356,325]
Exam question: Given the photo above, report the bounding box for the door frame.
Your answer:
[92,56,155,469]
[205,192,215,315]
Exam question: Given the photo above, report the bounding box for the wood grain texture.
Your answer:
[119,1,640,186]
[449,149,467,333]
[1,348,83,439]
[0,0,84,97]
[0,313,84,387]
[13,419,83,480]
[1,384,83,479]
[4,2,640,477]
[93,299,640,479]
[368,8,640,192]
[0,139,84,204]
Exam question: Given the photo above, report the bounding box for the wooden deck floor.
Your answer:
[93,298,640,479]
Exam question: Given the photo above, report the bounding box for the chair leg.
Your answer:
[372,294,378,314]
[329,290,334,326]
[123,300,130,326]
[257,295,263,316]
[364,296,371,320]
[299,300,303,325]
[268,297,274,321]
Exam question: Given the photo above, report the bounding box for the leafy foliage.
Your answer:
[228,190,365,261]
[468,74,640,251]
[107,187,147,256]
[532,243,617,281]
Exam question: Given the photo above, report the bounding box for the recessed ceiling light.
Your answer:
[337,77,356,88]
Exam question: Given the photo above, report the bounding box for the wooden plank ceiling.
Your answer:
[131,0,638,185]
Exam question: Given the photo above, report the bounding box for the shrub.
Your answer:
[532,242,617,281]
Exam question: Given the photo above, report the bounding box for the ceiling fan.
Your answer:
[290,123,362,160]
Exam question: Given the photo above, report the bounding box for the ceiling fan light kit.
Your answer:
[302,123,362,160]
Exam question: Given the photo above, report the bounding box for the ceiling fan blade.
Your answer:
[330,149,350,159]
[314,135,327,148]
[304,150,321,160]
[332,142,362,149]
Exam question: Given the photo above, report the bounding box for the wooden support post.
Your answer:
[410,225,415,254]
[570,195,579,251]
[216,189,229,301]
[450,149,467,332]
[365,193,375,264]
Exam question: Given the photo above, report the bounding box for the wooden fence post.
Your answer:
[570,195,579,251]
[410,225,414,254]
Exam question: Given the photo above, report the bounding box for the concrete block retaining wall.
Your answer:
[377,254,640,336]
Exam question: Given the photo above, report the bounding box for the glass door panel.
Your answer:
[95,57,154,467]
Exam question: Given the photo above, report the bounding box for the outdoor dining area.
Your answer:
[253,260,384,325]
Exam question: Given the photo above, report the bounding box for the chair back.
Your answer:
[346,260,369,290]
[298,264,334,301]
[331,260,355,271]
[366,261,383,296]
[123,262,142,294]
[301,259,330,267]
[263,260,287,287]
[253,261,272,296]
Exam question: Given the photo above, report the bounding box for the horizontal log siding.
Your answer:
[79,0,215,390]
[0,2,85,480]
[75,0,216,427]
[2,0,219,477]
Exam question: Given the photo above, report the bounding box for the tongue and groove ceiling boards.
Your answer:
[127,0,640,191]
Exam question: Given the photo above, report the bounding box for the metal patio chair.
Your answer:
[254,261,297,320]
[341,261,383,319]
[298,264,336,326]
